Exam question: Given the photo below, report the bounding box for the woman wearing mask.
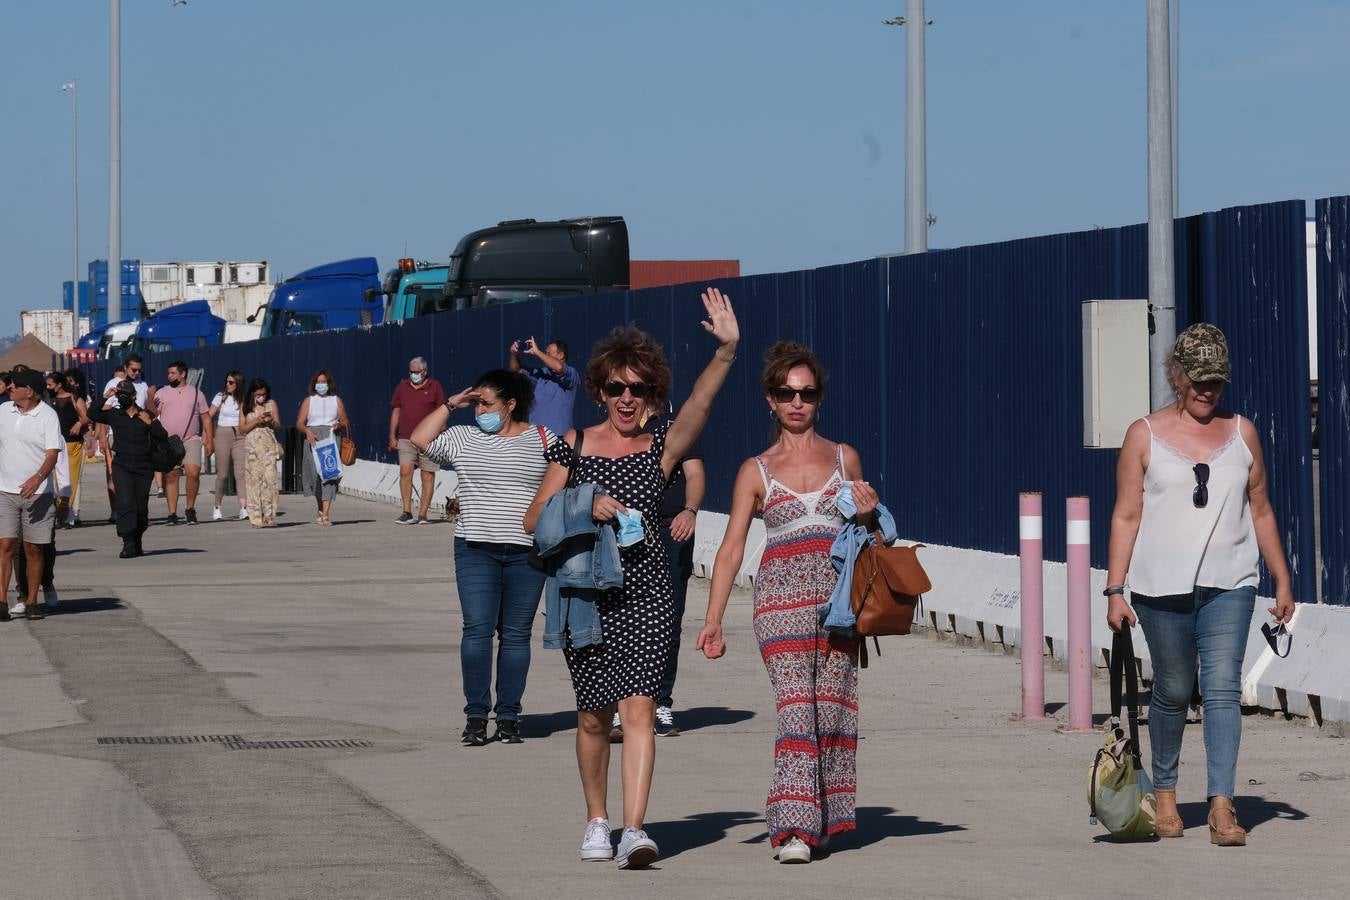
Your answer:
[522,288,739,870]
[698,341,879,864]
[238,378,281,528]
[89,378,167,557]
[49,370,91,528]
[209,371,249,521]
[410,369,554,747]
[297,370,350,526]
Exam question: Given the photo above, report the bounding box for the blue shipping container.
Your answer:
[61,280,92,317]
[87,259,141,328]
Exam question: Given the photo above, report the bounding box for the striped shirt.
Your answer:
[424,424,556,546]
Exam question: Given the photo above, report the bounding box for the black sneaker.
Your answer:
[461,717,489,747]
[165,513,180,527]
[655,706,680,737]
[492,720,523,744]
[395,511,415,525]
[185,508,198,525]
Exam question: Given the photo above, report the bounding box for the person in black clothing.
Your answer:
[89,378,167,558]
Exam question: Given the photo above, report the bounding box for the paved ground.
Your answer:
[1,477,1347,899]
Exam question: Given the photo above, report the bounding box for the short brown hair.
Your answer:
[761,340,827,397]
[308,369,337,395]
[584,325,671,409]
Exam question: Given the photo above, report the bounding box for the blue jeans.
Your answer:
[1133,585,1255,799]
[453,538,546,722]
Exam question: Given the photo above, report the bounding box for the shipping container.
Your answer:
[20,309,78,352]
[62,280,91,317]
[87,259,142,329]
[140,260,270,314]
[629,259,740,290]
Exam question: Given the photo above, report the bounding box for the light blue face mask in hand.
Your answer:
[614,508,646,547]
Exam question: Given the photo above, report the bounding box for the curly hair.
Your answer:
[583,325,671,410]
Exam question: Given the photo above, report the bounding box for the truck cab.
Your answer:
[97,320,140,360]
[129,301,227,356]
[258,257,384,337]
[77,323,110,352]
[380,261,453,323]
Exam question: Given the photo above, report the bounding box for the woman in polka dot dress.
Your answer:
[698,341,880,865]
[525,287,740,869]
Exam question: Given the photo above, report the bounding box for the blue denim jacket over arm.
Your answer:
[822,482,898,632]
[534,483,624,649]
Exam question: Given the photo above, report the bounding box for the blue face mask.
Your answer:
[315,383,329,395]
[615,508,646,547]
[475,411,503,433]
[410,372,424,385]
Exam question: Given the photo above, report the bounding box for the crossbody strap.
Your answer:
[565,430,585,488]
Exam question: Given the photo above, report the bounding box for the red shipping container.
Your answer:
[629,260,740,290]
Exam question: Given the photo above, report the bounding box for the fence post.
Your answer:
[1066,496,1094,732]
[1019,492,1044,719]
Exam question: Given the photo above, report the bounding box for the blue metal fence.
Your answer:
[1316,197,1349,604]
[84,197,1324,602]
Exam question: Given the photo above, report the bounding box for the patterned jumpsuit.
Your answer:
[752,447,859,848]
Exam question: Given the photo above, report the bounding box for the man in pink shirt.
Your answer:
[152,361,214,525]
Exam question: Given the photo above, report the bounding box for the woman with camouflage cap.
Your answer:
[1104,322,1296,847]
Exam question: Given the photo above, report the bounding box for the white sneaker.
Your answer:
[614,826,658,869]
[212,506,224,521]
[238,507,249,520]
[776,836,811,864]
[9,603,26,618]
[579,817,614,861]
[43,589,59,610]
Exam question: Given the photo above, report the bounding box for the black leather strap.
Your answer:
[1110,628,1142,766]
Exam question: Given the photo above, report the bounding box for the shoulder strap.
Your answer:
[754,456,772,492]
[535,425,548,450]
[1141,417,1154,435]
[565,430,585,488]
[835,443,846,477]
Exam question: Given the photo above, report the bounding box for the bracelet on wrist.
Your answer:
[1103,586,1126,598]
[682,506,698,515]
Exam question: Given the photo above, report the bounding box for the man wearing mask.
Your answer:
[388,356,446,525]
[153,361,213,525]
[89,379,166,558]
[0,371,63,620]
[508,337,578,437]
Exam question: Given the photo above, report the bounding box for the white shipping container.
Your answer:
[224,321,262,343]
[214,283,272,324]
[20,309,78,352]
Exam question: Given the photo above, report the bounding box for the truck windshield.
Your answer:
[263,309,326,336]
[410,284,466,317]
[475,287,580,307]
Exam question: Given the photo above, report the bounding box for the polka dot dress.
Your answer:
[545,423,675,710]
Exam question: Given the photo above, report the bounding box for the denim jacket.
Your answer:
[535,483,624,649]
[822,482,898,632]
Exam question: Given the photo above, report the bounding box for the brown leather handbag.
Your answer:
[850,543,931,666]
[339,435,358,466]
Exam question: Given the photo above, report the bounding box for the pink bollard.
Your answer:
[1065,497,1094,732]
[1019,493,1045,720]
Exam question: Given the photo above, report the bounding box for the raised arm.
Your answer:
[1242,417,1295,624]
[662,288,739,476]
[696,458,763,659]
[410,386,478,452]
[1105,419,1150,630]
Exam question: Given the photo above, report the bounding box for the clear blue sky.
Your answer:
[3,0,1347,335]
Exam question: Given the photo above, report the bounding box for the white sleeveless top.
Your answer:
[1128,416,1259,596]
[305,394,339,426]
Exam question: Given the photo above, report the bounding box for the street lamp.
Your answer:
[62,80,79,318]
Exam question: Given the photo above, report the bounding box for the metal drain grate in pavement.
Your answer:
[97,735,244,745]
[222,739,373,751]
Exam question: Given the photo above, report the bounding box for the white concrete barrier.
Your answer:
[337,459,458,511]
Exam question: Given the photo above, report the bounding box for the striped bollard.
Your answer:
[1019,493,1045,720]
[1065,497,1094,732]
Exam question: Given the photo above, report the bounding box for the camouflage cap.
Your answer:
[1172,322,1231,383]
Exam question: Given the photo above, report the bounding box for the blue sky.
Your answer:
[3,0,1348,335]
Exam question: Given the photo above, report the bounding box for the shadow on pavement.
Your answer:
[49,597,124,616]
[330,519,376,526]
[520,705,756,738]
[138,548,207,556]
[1178,796,1307,832]
[738,807,966,853]
[647,810,763,860]
[54,547,95,557]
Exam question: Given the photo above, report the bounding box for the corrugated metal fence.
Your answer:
[1316,197,1349,604]
[86,197,1333,603]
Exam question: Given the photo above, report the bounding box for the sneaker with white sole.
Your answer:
[609,711,623,743]
[655,705,680,736]
[43,589,59,610]
[580,817,614,861]
[238,507,249,520]
[9,603,27,618]
[776,836,811,864]
[395,512,415,525]
[212,506,224,521]
[615,826,658,869]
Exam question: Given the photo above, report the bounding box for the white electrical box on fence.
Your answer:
[1081,299,1150,448]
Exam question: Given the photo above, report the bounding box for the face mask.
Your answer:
[410,373,425,385]
[167,378,180,388]
[475,411,503,434]
[615,508,646,548]
[315,383,329,395]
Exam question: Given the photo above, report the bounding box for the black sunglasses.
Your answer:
[1261,622,1292,658]
[1192,463,1210,508]
[770,385,821,404]
[603,381,652,399]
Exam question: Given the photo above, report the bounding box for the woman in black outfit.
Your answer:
[89,378,167,558]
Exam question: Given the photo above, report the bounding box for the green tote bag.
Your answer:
[1088,627,1157,839]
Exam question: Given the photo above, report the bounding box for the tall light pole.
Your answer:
[1147,0,1177,410]
[62,80,80,314]
[885,1,929,255]
[107,0,121,326]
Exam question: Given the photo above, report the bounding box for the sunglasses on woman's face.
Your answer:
[770,385,821,404]
[1192,463,1210,508]
[603,381,652,399]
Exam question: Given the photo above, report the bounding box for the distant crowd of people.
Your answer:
[0,300,1299,866]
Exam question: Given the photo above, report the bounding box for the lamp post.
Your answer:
[107,0,120,327]
[62,80,79,315]
[885,0,929,255]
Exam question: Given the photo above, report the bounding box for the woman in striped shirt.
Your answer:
[412,368,555,747]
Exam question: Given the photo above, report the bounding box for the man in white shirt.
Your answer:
[0,371,62,621]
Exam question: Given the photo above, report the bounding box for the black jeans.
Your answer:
[657,527,695,709]
[112,465,153,540]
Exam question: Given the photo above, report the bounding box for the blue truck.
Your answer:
[128,301,227,356]
[256,257,384,336]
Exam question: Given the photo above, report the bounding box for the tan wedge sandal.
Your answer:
[1154,789,1184,838]
[1207,798,1247,846]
